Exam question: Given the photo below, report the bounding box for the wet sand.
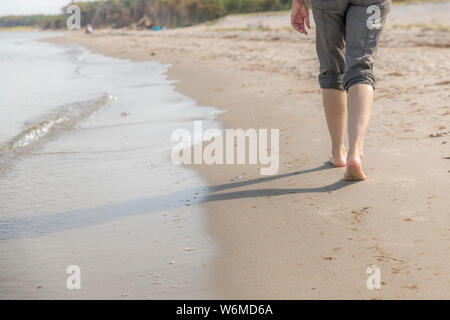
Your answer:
[0,35,221,299]
[46,2,450,299]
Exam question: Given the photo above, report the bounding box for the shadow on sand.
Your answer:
[1,163,357,240]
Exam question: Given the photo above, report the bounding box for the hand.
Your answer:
[291,0,311,35]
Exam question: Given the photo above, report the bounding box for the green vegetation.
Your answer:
[0,0,290,29]
[223,0,291,13]
[0,14,66,29]
[0,0,445,30]
[70,0,227,28]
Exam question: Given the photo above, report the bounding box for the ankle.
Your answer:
[331,146,346,156]
[347,149,363,160]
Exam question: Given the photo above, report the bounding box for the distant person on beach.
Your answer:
[291,0,391,180]
[85,24,93,34]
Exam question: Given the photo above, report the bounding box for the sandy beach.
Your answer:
[40,2,450,299]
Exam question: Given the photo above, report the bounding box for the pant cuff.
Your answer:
[344,71,376,91]
[318,73,345,90]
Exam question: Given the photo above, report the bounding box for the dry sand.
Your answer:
[45,2,450,299]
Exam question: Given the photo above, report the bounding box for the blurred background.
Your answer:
[0,0,432,30]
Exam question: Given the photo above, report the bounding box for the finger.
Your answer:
[305,14,311,29]
[292,23,305,34]
[296,22,306,34]
[292,24,302,33]
[299,23,306,34]
[300,25,306,34]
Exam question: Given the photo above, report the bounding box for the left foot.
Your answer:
[329,149,347,167]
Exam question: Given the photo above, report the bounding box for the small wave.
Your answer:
[0,94,115,174]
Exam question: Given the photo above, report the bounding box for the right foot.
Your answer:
[344,154,367,181]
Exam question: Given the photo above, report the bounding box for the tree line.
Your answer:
[0,0,415,30]
[0,0,292,29]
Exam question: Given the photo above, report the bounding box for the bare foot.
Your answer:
[329,149,347,167]
[344,154,367,181]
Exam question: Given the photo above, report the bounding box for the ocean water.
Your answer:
[0,32,221,238]
[0,32,224,298]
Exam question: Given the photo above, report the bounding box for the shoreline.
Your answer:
[42,4,450,299]
[0,35,223,299]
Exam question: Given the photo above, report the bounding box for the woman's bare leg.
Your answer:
[323,88,347,167]
[345,84,373,180]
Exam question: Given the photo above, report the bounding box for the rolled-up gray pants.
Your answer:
[311,0,391,90]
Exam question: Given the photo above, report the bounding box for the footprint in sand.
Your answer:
[403,284,419,290]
